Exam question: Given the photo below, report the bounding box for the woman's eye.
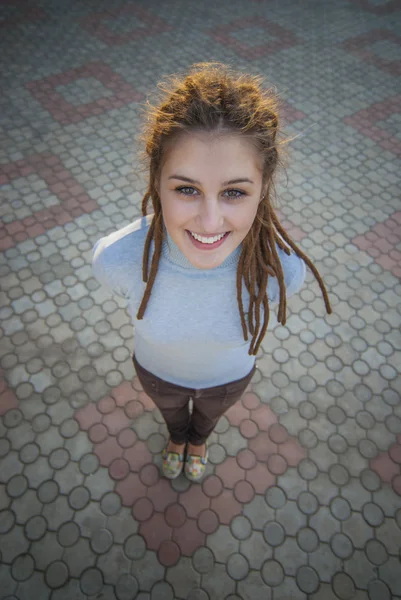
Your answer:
[224,189,245,199]
[176,186,198,196]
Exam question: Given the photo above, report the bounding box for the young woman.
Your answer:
[92,62,332,482]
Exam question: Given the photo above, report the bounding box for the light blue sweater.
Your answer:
[92,214,306,388]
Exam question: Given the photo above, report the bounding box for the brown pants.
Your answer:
[133,354,256,445]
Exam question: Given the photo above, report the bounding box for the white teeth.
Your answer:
[190,231,226,244]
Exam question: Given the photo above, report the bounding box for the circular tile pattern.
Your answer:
[393,474,401,496]
[139,464,159,487]
[329,464,350,486]
[11,554,35,581]
[389,443,401,464]
[202,475,223,498]
[192,547,215,574]
[298,459,318,481]
[368,579,391,600]
[230,515,252,541]
[68,486,90,511]
[265,486,286,509]
[79,453,99,475]
[208,443,226,464]
[297,491,319,516]
[57,521,80,547]
[261,559,284,587]
[361,469,381,492]
[296,566,319,594]
[59,419,79,438]
[158,540,180,567]
[356,411,375,430]
[239,419,258,439]
[332,573,356,600]
[37,480,59,504]
[90,528,113,555]
[109,458,130,481]
[362,502,384,527]
[330,497,351,521]
[49,448,70,470]
[100,492,122,516]
[299,428,318,449]
[19,442,39,464]
[80,567,103,595]
[198,509,219,534]
[237,449,256,470]
[331,533,354,559]
[116,574,139,600]
[165,503,186,528]
[263,521,285,547]
[0,439,10,458]
[45,561,69,589]
[298,401,317,420]
[187,590,209,600]
[151,581,174,600]
[97,396,116,414]
[267,454,287,475]
[358,439,378,459]
[124,535,146,560]
[7,475,28,498]
[117,428,137,449]
[226,553,249,581]
[234,481,255,504]
[328,434,348,454]
[4,409,23,429]
[297,528,319,552]
[242,392,260,410]
[25,515,47,541]
[365,540,388,566]
[327,406,346,425]
[132,498,154,522]
[89,423,108,443]
[268,424,288,444]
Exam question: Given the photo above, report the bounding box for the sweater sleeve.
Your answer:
[92,237,129,298]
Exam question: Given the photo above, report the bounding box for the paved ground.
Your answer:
[1,0,401,598]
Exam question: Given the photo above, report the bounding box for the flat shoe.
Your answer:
[162,448,184,480]
[185,445,208,482]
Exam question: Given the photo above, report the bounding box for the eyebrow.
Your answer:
[168,174,255,186]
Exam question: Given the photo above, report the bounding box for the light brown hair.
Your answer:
[136,62,332,355]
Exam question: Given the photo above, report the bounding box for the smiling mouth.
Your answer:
[186,230,231,249]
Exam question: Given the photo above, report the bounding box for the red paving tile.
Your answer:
[132,497,154,522]
[0,388,18,416]
[147,479,178,513]
[109,458,130,481]
[139,513,172,551]
[97,396,116,414]
[180,484,210,518]
[370,452,401,483]
[246,462,276,494]
[216,457,245,489]
[268,423,289,444]
[102,407,132,435]
[267,454,288,475]
[278,438,307,467]
[115,473,147,507]
[75,401,102,430]
[234,480,255,504]
[95,436,124,467]
[393,474,401,496]
[250,405,277,432]
[124,441,152,472]
[210,490,242,525]
[138,391,156,411]
[112,381,137,407]
[88,423,108,443]
[124,400,145,420]
[239,419,259,439]
[157,540,180,567]
[117,428,137,449]
[237,449,257,470]
[172,518,205,556]
[202,475,223,498]
[225,402,250,426]
[164,503,187,528]
[139,464,160,487]
[242,392,260,410]
[389,444,401,464]
[248,432,278,462]
[197,509,219,534]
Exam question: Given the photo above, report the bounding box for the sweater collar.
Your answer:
[161,225,241,270]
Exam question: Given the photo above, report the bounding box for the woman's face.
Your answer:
[159,131,264,270]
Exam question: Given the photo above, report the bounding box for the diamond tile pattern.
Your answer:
[1,0,401,599]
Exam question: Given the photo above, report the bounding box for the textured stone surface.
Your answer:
[0,2,400,599]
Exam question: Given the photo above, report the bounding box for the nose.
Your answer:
[198,197,225,233]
